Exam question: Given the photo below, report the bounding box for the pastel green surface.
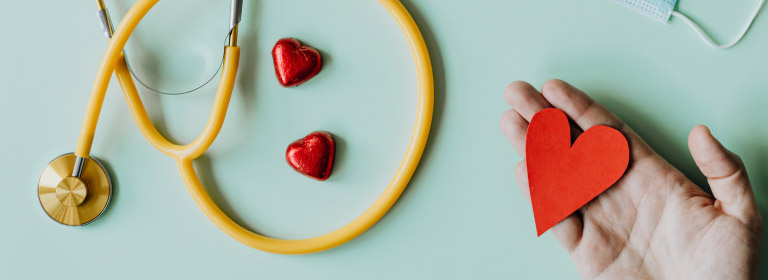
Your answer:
[1,0,767,278]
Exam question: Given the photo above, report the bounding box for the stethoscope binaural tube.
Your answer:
[75,0,433,254]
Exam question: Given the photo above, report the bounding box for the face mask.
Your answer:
[612,0,766,49]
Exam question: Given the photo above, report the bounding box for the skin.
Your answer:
[499,80,763,279]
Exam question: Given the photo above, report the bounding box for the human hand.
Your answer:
[499,80,763,279]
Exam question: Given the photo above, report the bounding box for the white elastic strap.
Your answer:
[671,0,765,50]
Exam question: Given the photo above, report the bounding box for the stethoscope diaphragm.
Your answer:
[38,154,112,226]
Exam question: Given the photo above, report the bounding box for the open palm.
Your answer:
[500,80,762,279]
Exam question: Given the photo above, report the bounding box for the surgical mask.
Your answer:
[612,0,766,49]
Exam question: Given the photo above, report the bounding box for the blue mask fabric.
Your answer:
[612,0,677,23]
[612,0,766,49]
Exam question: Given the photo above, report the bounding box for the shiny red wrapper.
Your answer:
[272,38,322,87]
[286,131,335,181]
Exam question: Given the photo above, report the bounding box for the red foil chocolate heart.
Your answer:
[286,131,335,181]
[272,38,322,87]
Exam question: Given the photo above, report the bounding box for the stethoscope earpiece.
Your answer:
[97,0,242,95]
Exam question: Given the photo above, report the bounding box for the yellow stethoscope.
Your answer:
[37,0,433,254]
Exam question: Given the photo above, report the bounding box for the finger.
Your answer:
[515,161,530,202]
[516,161,584,252]
[504,81,552,121]
[551,212,584,253]
[688,125,760,230]
[540,79,654,160]
[500,110,528,158]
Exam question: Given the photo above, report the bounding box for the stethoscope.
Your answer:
[38,0,433,254]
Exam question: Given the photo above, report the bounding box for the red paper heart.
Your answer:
[272,38,322,87]
[286,131,335,181]
[526,108,629,236]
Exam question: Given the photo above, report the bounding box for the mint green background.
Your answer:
[1,0,767,279]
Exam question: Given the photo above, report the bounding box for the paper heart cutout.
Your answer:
[526,108,629,236]
[272,38,323,87]
[286,131,335,181]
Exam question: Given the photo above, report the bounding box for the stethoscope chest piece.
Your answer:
[38,154,112,226]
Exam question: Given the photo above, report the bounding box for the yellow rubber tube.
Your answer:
[75,0,160,158]
[114,47,240,159]
[80,0,433,254]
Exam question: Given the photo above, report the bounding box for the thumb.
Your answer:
[688,125,760,228]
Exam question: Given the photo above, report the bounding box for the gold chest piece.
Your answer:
[38,154,112,226]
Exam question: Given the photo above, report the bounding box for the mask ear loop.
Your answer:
[671,0,765,50]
